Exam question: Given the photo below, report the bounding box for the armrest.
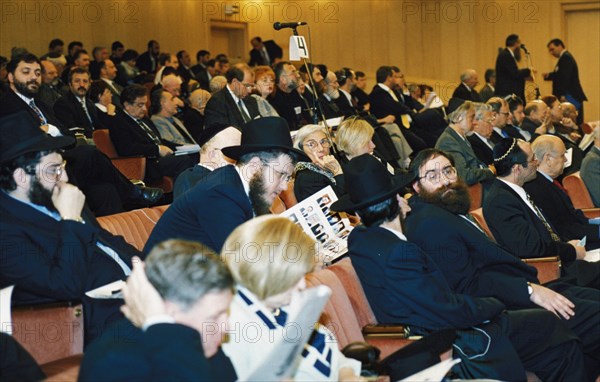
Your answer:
[110,157,147,181]
[362,324,410,338]
[582,208,600,219]
[522,256,561,264]
[522,256,561,284]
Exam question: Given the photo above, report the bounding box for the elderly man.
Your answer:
[204,64,259,129]
[522,100,551,139]
[523,135,599,249]
[53,68,104,136]
[452,69,481,101]
[483,138,599,290]
[405,148,600,379]
[333,154,587,381]
[174,124,241,198]
[269,61,312,131]
[0,111,141,345]
[145,117,307,253]
[38,59,66,108]
[318,70,342,119]
[181,88,211,142]
[79,240,236,381]
[434,101,495,185]
[150,89,197,148]
[467,103,496,165]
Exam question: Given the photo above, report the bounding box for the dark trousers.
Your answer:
[146,154,195,184]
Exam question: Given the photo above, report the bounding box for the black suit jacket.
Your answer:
[248,40,283,66]
[197,70,211,91]
[545,51,587,102]
[482,179,577,263]
[520,117,542,140]
[145,165,253,253]
[351,88,369,112]
[173,165,212,199]
[109,110,162,158]
[318,94,343,120]
[334,92,359,118]
[452,83,481,102]
[504,123,531,141]
[268,89,311,131]
[405,196,539,308]
[494,48,531,101]
[467,134,495,165]
[53,91,105,137]
[203,87,260,129]
[0,191,140,345]
[368,85,413,121]
[293,168,345,202]
[182,105,205,142]
[524,173,599,248]
[0,89,67,134]
[79,320,236,381]
[136,51,157,74]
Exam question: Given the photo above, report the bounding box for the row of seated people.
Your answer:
[2,107,599,380]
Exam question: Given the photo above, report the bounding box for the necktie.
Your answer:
[526,193,561,242]
[80,98,93,125]
[170,118,196,144]
[387,89,399,102]
[553,179,569,196]
[137,119,162,145]
[29,100,47,125]
[237,99,251,123]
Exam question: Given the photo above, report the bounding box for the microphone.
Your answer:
[521,44,529,53]
[273,21,307,30]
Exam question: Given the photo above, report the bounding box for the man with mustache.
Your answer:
[144,116,308,253]
[331,154,584,380]
[405,147,600,380]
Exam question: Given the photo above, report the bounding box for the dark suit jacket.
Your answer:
[79,320,234,381]
[268,89,311,131]
[479,84,494,102]
[0,192,140,345]
[203,87,260,130]
[452,83,481,102]
[248,40,283,66]
[368,85,413,122]
[174,165,212,199]
[504,123,532,141]
[318,94,343,120]
[182,105,205,142]
[405,196,539,308]
[435,127,494,185]
[197,70,211,91]
[524,173,599,249]
[109,110,161,158]
[349,226,505,329]
[467,134,495,165]
[521,117,541,139]
[334,92,358,118]
[494,48,531,101]
[482,179,576,263]
[100,79,123,108]
[293,168,345,202]
[136,51,157,74]
[177,65,197,84]
[0,332,45,381]
[145,165,253,253]
[545,51,587,102]
[0,89,67,134]
[351,88,369,112]
[53,91,105,137]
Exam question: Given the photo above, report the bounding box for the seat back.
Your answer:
[92,129,119,158]
[469,208,495,240]
[305,269,365,348]
[562,172,595,209]
[270,196,286,214]
[280,179,298,209]
[98,205,169,251]
[468,182,483,211]
[327,258,377,328]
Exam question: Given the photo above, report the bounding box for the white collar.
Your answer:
[538,170,553,182]
[227,84,241,103]
[378,83,392,92]
[340,89,352,103]
[462,82,472,91]
[95,103,108,113]
[380,225,408,241]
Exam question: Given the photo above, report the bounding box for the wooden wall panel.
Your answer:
[1,0,597,110]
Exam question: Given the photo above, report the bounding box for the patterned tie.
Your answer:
[237,99,251,123]
[170,118,196,144]
[29,100,47,125]
[80,98,93,125]
[526,193,561,242]
[137,119,162,145]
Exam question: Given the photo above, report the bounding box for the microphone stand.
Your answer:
[290,26,337,155]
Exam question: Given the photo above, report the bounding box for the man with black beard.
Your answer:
[144,117,308,253]
[494,34,532,102]
[405,148,600,380]
[0,111,141,346]
[331,154,587,380]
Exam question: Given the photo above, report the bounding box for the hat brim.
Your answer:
[221,144,310,162]
[331,172,415,212]
[1,135,76,163]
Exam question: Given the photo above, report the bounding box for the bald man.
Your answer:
[521,100,551,140]
[182,88,211,142]
[451,69,481,102]
[524,134,600,249]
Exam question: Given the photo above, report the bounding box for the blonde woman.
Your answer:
[293,124,345,201]
[336,118,377,162]
[221,216,363,381]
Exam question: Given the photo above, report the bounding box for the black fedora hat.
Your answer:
[0,111,75,163]
[331,154,415,212]
[221,117,309,161]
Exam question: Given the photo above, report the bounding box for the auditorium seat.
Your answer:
[471,208,560,284]
[468,182,483,211]
[98,205,169,251]
[93,129,174,193]
[562,172,600,218]
[280,179,298,209]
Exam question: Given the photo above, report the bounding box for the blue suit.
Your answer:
[145,165,253,253]
[0,192,140,345]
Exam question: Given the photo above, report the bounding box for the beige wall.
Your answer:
[1,0,598,118]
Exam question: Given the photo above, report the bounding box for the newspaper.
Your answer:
[243,285,332,381]
[280,186,353,264]
[174,144,200,156]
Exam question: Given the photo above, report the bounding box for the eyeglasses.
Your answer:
[303,138,331,151]
[263,162,293,183]
[25,160,67,181]
[419,165,457,183]
[257,78,275,84]
[241,83,255,89]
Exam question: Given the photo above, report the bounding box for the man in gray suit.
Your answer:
[581,126,600,207]
[435,100,494,185]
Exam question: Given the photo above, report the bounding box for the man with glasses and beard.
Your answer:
[331,154,587,381]
[405,147,600,380]
[0,111,141,346]
[145,117,308,253]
